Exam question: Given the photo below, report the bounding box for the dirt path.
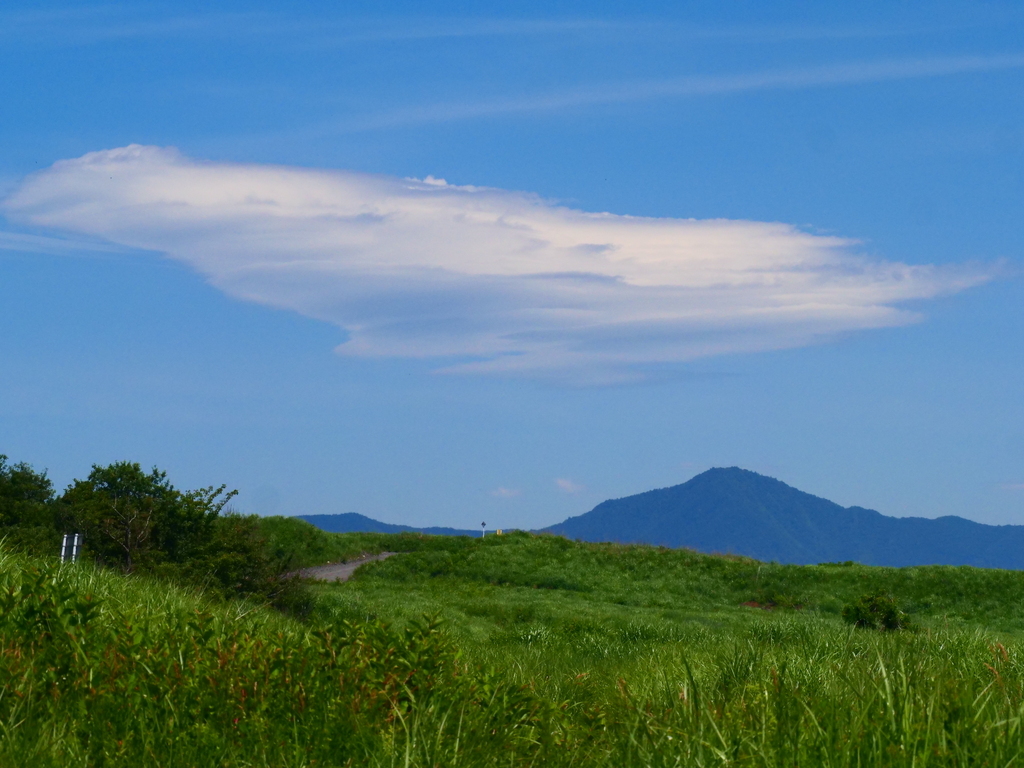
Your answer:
[295,552,400,582]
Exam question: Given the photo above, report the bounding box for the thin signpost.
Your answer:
[481,522,486,538]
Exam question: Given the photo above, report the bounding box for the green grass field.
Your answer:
[6,523,1024,766]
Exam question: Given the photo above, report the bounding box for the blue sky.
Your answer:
[1,1,1023,529]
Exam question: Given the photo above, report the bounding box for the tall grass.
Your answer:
[6,532,1024,765]
[0,548,550,766]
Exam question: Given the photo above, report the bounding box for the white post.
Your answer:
[61,533,83,562]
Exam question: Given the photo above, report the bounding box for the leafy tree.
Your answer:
[59,462,235,573]
[2,456,306,611]
[0,455,58,555]
[56,462,304,609]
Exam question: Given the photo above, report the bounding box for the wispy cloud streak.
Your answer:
[0,10,753,48]
[335,53,1024,131]
[0,230,128,256]
[0,9,943,47]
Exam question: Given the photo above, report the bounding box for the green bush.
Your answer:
[842,591,913,631]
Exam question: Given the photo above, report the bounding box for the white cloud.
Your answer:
[491,487,522,498]
[2,145,994,382]
[556,478,584,493]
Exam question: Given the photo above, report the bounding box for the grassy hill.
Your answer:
[314,528,1024,633]
[7,522,1024,766]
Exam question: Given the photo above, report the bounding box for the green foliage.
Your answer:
[326,530,1024,632]
[58,461,235,573]
[0,549,556,767]
[0,455,58,556]
[190,513,313,614]
[842,591,913,631]
[0,454,311,609]
[11,455,1024,764]
[8,541,1024,766]
[49,461,310,608]
[254,514,377,569]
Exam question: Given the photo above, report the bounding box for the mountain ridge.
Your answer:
[543,467,1024,568]
[296,512,480,538]
[298,468,1024,568]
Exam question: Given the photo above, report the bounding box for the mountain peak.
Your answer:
[690,466,777,483]
[544,468,1023,568]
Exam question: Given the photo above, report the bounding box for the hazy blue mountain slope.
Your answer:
[543,468,1024,568]
[297,512,479,538]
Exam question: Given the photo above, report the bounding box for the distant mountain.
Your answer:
[543,467,1024,569]
[297,512,480,538]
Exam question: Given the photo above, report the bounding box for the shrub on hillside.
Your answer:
[842,591,912,631]
[181,512,314,615]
